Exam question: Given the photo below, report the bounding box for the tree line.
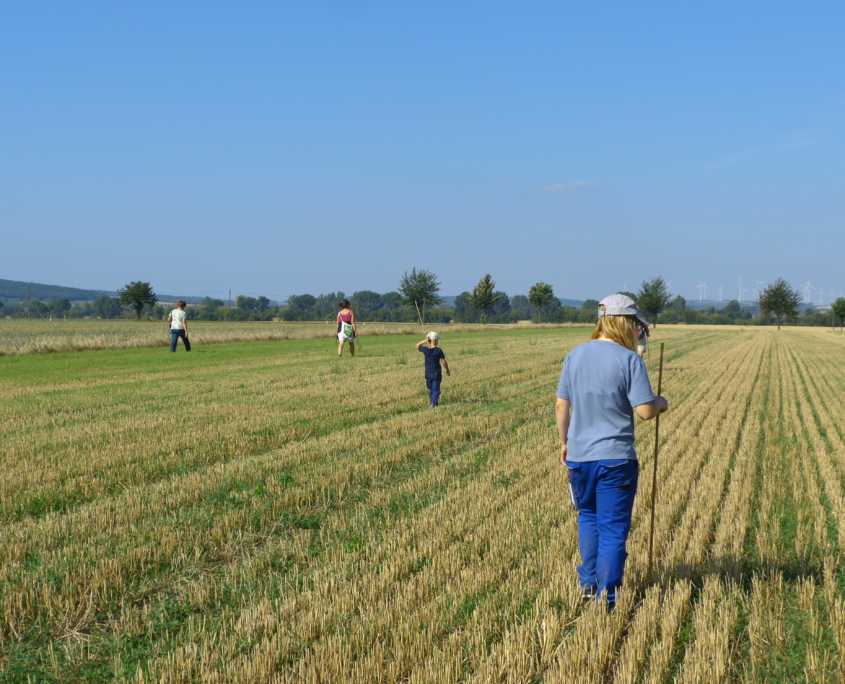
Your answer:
[620,277,845,330]
[280,271,600,325]
[3,273,844,330]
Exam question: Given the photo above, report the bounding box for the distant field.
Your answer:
[0,319,584,356]
[2,327,845,682]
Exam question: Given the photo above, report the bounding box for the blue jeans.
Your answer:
[170,329,191,352]
[567,459,639,605]
[425,374,442,406]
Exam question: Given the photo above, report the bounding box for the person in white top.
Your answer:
[168,301,191,352]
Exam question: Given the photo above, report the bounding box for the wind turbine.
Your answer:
[717,285,724,302]
[803,280,813,304]
[753,278,766,299]
[697,280,707,302]
[736,277,747,303]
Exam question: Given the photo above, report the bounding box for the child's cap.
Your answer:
[427,331,439,340]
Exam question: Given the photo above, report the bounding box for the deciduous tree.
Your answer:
[490,292,511,318]
[468,274,504,323]
[528,282,555,322]
[200,297,225,310]
[287,294,316,312]
[833,297,845,331]
[49,297,71,316]
[118,281,157,319]
[721,299,740,319]
[398,268,443,324]
[93,295,124,319]
[637,277,672,327]
[757,278,801,330]
[236,295,257,311]
[380,292,401,311]
[669,295,687,322]
[351,291,383,320]
[314,292,345,320]
[452,292,477,323]
[510,295,531,320]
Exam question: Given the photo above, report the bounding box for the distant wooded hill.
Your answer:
[0,279,117,303]
[0,279,201,304]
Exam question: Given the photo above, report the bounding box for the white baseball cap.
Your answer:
[427,331,439,340]
[598,294,649,326]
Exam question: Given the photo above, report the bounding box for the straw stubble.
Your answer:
[2,326,845,681]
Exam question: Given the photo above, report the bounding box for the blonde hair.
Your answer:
[591,305,638,351]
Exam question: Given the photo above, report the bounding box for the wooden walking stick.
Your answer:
[646,342,665,582]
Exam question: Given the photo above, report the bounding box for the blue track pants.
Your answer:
[567,459,638,606]
[425,373,442,406]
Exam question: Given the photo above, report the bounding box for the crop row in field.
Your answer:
[2,326,845,681]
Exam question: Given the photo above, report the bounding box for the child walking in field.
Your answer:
[555,294,668,611]
[415,332,450,407]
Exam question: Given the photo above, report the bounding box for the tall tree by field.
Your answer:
[468,274,504,324]
[453,292,478,323]
[757,278,802,330]
[528,282,555,322]
[236,295,258,311]
[669,295,687,322]
[287,294,317,313]
[490,292,511,319]
[49,297,71,316]
[314,292,345,320]
[398,268,443,324]
[833,297,845,331]
[351,291,384,320]
[380,292,402,311]
[118,282,157,320]
[581,299,599,311]
[510,295,531,320]
[637,277,672,327]
[93,295,124,319]
[721,299,741,319]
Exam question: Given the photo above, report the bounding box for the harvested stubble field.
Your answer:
[0,320,409,357]
[2,326,845,683]
[0,320,573,357]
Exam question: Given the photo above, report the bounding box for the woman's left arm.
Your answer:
[555,397,571,464]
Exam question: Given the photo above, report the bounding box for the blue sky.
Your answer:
[2,2,844,303]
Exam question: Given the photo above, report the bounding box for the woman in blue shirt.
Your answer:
[415,332,451,407]
[555,294,668,610]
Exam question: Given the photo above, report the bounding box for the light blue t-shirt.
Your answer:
[556,339,656,462]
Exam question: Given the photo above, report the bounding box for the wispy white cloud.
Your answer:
[777,136,827,152]
[534,180,598,193]
[710,136,830,170]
